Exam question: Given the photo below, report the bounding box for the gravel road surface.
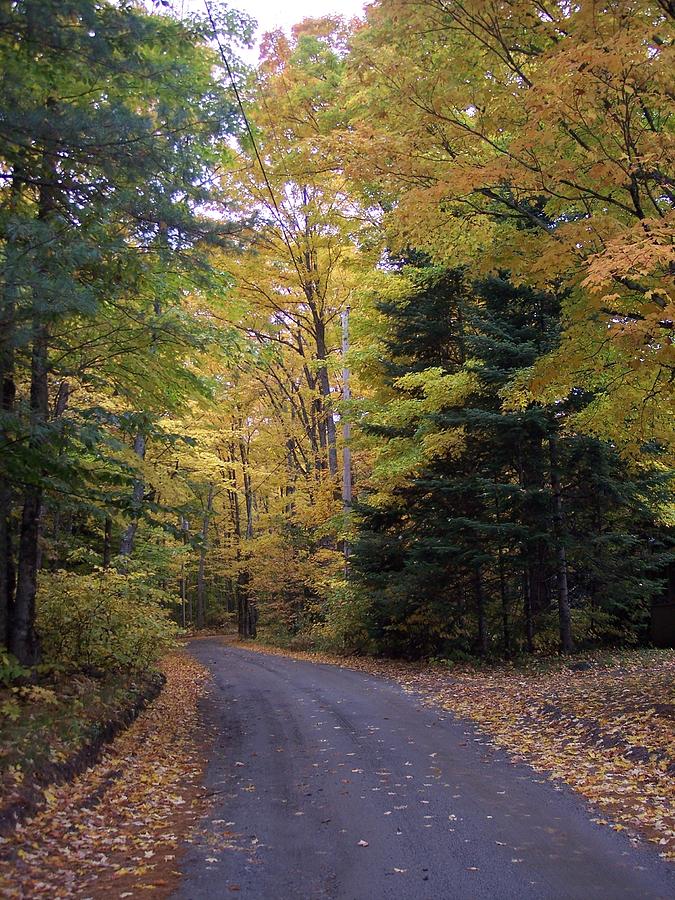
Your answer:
[174,639,674,900]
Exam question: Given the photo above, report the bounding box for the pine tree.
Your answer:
[0,0,245,664]
[352,265,669,657]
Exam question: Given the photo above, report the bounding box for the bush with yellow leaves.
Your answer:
[37,569,179,674]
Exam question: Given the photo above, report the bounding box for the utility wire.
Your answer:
[202,0,304,279]
[202,1,341,489]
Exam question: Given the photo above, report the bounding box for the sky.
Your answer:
[231,0,366,33]
[182,0,367,57]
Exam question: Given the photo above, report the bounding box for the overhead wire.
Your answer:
[201,1,339,485]
[202,0,305,282]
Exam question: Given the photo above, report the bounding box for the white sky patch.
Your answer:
[179,0,367,61]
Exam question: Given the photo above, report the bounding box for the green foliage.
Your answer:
[351,264,671,658]
[0,650,29,688]
[306,583,375,654]
[37,570,178,674]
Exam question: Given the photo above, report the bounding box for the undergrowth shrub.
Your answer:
[37,569,179,674]
[0,649,30,687]
[307,583,375,654]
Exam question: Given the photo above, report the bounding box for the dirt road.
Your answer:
[175,640,674,899]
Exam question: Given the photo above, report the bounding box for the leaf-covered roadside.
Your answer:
[0,670,162,826]
[245,642,675,860]
[0,652,211,898]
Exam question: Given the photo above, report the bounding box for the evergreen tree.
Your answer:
[352,266,669,657]
[0,0,247,664]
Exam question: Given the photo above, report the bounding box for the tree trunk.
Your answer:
[247,599,258,639]
[0,169,21,648]
[237,589,257,639]
[0,358,15,648]
[196,553,206,629]
[474,565,488,655]
[225,441,248,637]
[314,318,338,477]
[341,307,352,572]
[497,545,510,655]
[237,569,254,639]
[319,367,338,477]
[11,489,43,666]
[119,431,146,560]
[102,516,113,569]
[519,426,551,636]
[548,431,574,653]
[11,321,48,666]
[196,484,214,630]
[9,156,56,667]
[178,516,189,626]
[36,380,69,573]
[494,492,511,655]
[180,562,187,628]
[225,431,255,639]
[523,566,534,653]
[53,379,69,418]
[238,427,254,539]
[0,514,13,649]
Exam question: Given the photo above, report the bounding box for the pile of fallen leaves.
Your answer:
[246,641,675,860]
[0,651,211,898]
[0,672,161,824]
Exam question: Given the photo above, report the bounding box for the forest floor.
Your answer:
[0,670,163,832]
[0,651,212,899]
[245,642,675,861]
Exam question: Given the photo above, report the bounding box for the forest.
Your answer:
[0,0,673,686]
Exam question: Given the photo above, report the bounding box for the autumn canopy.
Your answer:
[0,0,673,675]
